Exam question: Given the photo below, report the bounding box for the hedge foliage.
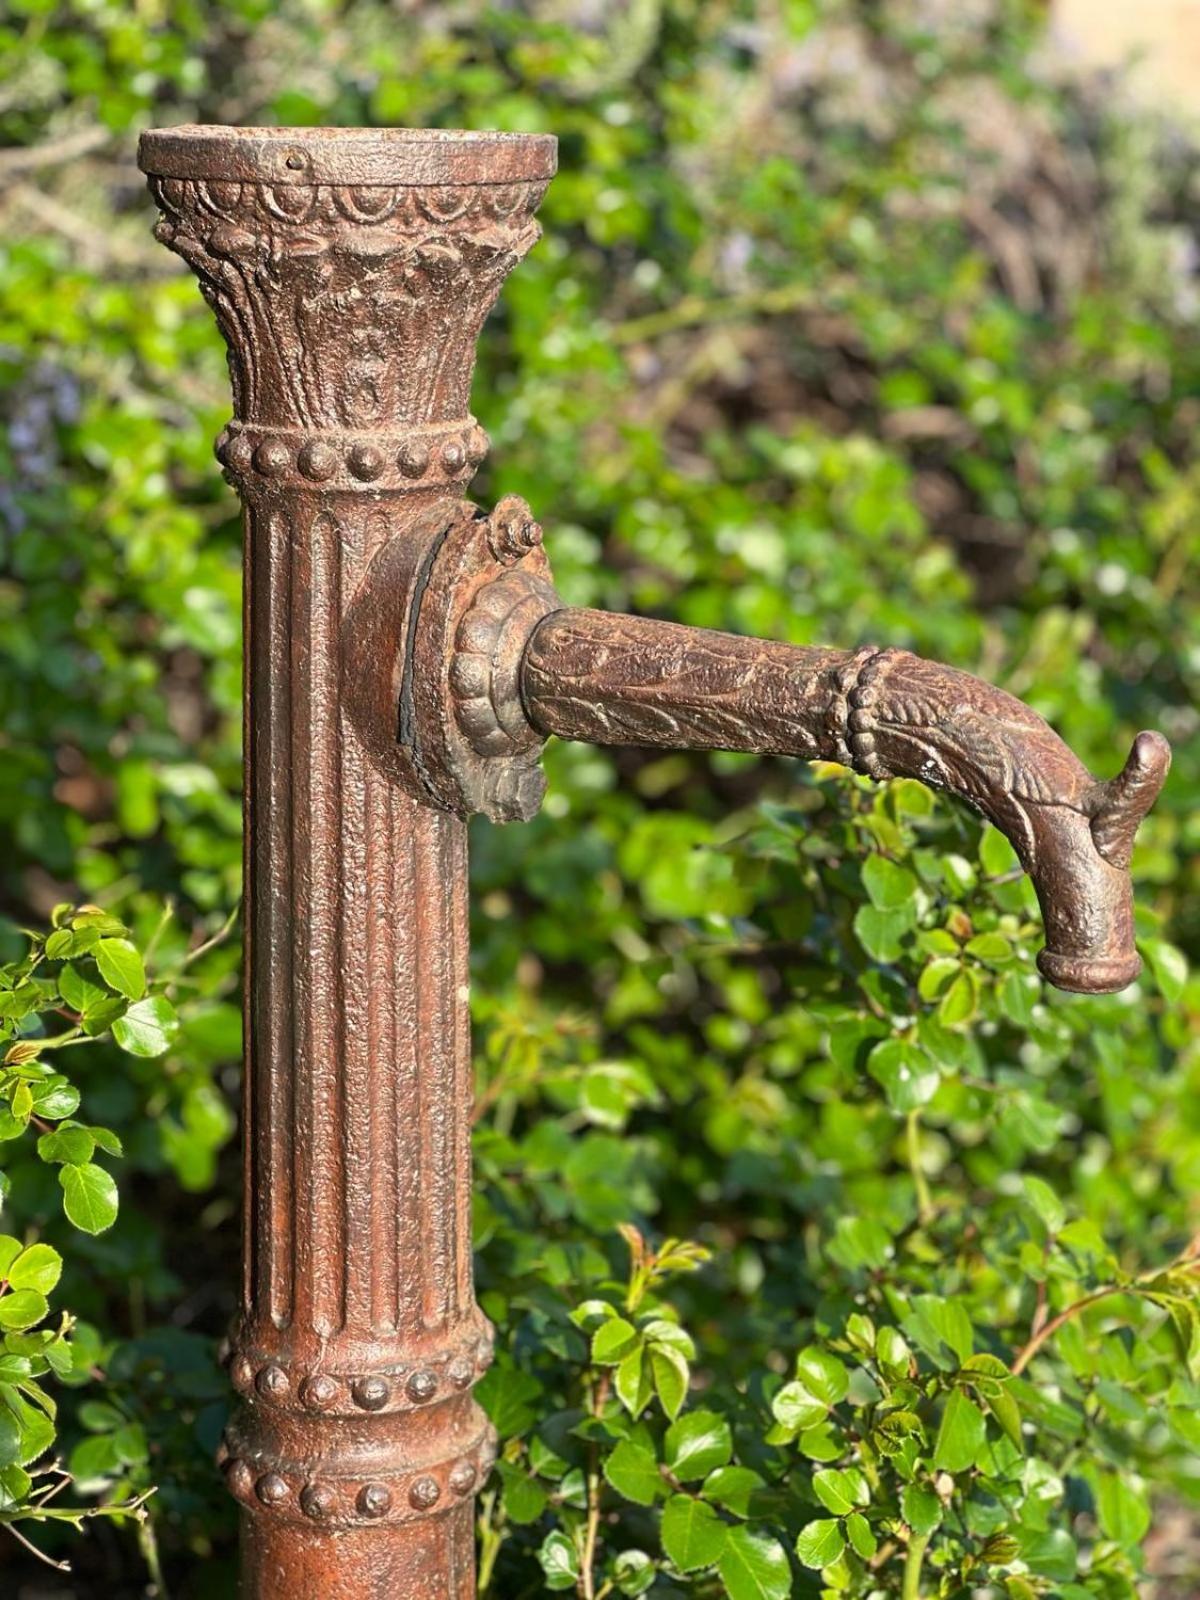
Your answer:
[0,2,1196,1596]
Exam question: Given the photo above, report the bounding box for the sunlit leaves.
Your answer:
[795,1518,845,1569]
[538,1529,580,1591]
[604,1439,663,1506]
[664,1411,732,1481]
[933,1389,988,1473]
[93,940,146,1002]
[111,997,179,1058]
[59,1163,119,1234]
[717,1525,791,1599]
[661,1494,726,1571]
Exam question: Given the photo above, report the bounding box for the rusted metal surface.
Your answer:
[425,545,1168,992]
[139,125,555,1600]
[516,608,1170,993]
[140,120,1169,1598]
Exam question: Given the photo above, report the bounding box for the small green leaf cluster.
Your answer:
[0,905,178,1234]
[473,762,1192,1599]
[0,906,189,1554]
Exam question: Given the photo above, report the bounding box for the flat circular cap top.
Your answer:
[138,125,558,187]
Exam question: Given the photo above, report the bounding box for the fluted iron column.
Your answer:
[139,126,556,1600]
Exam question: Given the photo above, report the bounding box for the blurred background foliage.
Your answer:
[0,0,1196,1595]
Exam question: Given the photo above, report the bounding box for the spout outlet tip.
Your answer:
[1037,948,1142,995]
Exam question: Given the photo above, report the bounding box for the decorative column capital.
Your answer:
[139,125,556,440]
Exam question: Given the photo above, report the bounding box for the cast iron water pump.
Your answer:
[137,125,1170,1599]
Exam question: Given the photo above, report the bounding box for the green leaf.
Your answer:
[93,939,145,1001]
[112,1421,147,1465]
[0,1405,21,1469]
[845,1512,878,1560]
[1022,1176,1066,1234]
[6,1245,61,1295]
[580,1061,658,1128]
[906,1296,974,1366]
[918,956,961,1001]
[812,1466,868,1515]
[59,1163,119,1234]
[5,1391,53,1465]
[78,1401,124,1432]
[934,1388,987,1473]
[980,826,1018,876]
[797,1423,842,1461]
[603,1439,662,1506]
[717,1525,791,1600]
[0,1239,20,1279]
[876,1325,912,1378]
[661,1494,726,1572]
[538,1530,579,1591]
[68,1432,122,1482]
[591,1317,639,1364]
[873,1409,925,1456]
[862,855,918,910]
[1000,970,1038,1026]
[854,904,911,963]
[826,1216,893,1271]
[615,1347,653,1417]
[867,1039,940,1112]
[88,1125,124,1157]
[937,969,979,1027]
[650,1345,688,1420]
[1091,1469,1151,1547]
[794,1346,849,1406]
[901,1484,943,1535]
[795,1518,845,1569]
[475,1365,541,1437]
[613,1550,654,1596]
[984,1385,1023,1452]
[112,995,178,1057]
[771,1381,828,1433]
[57,963,107,1016]
[664,1410,732,1481]
[80,996,126,1037]
[1142,939,1187,1002]
[0,1291,49,1332]
[495,1461,548,1525]
[701,1465,764,1517]
[32,1079,80,1121]
[964,932,1012,963]
[37,1125,95,1165]
[0,1462,31,1509]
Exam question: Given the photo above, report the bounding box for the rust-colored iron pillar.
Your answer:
[138,127,556,1599]
[140,122,1170,1599]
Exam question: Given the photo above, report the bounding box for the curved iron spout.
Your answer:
[514,609,1170,995]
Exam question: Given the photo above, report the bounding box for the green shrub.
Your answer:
[0,1,1195,1594]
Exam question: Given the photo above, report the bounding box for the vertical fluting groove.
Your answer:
[313,509,346,1335]
[241,501,255,1316]
[289,508,314,1336]
[416,812,444,1332]
[338,512,373,1334]
[451,820,472,1317]
[289,508,346,1336]
[256,506,296,1330]
[367,776,399,1334]
[393,793,422,1334]
[417,812,459,1333]
[415,813,438,1331]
